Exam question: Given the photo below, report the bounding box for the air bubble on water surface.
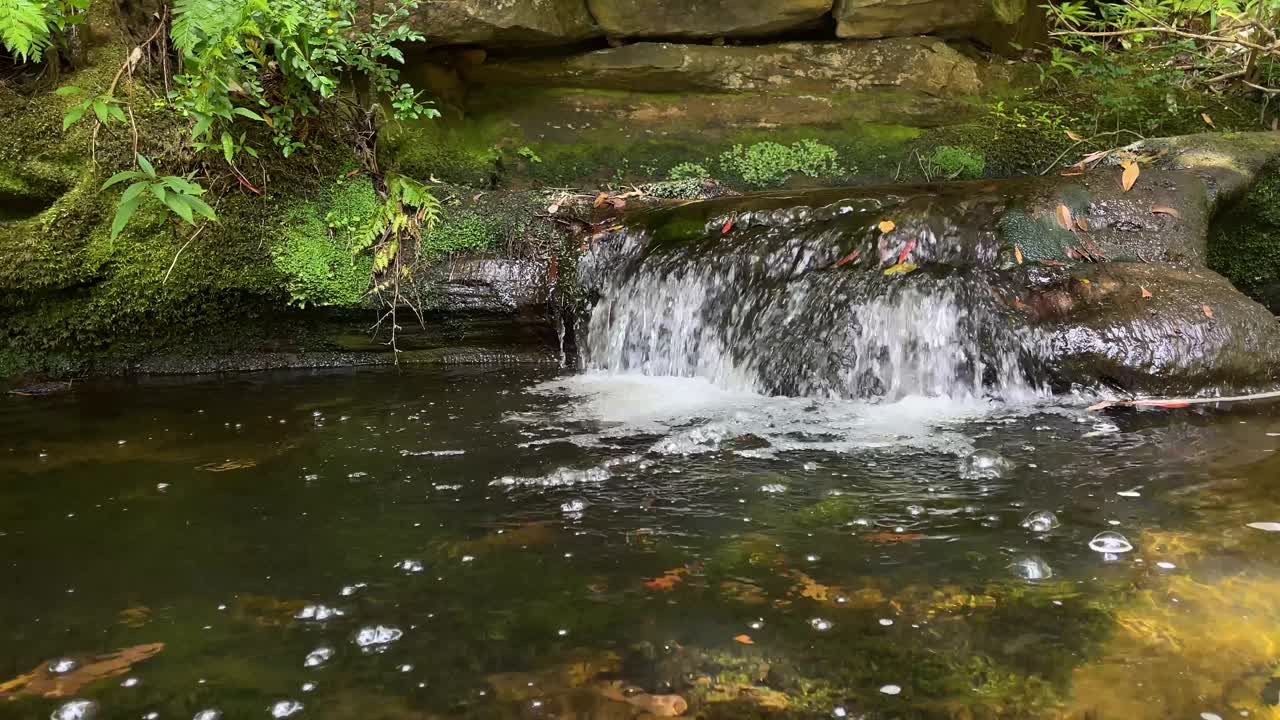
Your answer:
[906,505,925,516]
[492,467,610,489]
[959,449,1010,480]
[120,677,139,688]
[1157,561,1176,570]
[395,559,424,573]
[879,685,902,696]
[1009,555,1053,581]
[810,618,833,631]
[269,700,303,718]
[303,647,333,668]
[193,711,222,720]
[50,700,97,720]
[295,605,343,621]
[48,658,78,674]
[1089,531,1133,554]
[1020,511,1060,533]
[339,583,366,596]
[301,682,317,693]
[354,625,403,652]
[561,498,588,515]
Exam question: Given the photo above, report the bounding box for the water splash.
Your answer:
[578,203,1045,401]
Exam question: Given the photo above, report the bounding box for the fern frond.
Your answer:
[0,0,51,62]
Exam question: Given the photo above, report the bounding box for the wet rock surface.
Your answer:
[587,0,833,40]
[404,0,599,48]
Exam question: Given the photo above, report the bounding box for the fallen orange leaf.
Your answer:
[1055,204,1074,231]
[1065,129,1084,142]
[897,238,917,263]
[1076,217,1090,232]
[1202,112,1215,128]
[644,567,689,592]
[1014,245,1024,265]
[834,248,860,267]
[593,192,608,208]
[0,644,165,699]
[864,532,926,545]
[734,635,754,645]
[1141,286,1153,299]
[1121,160,1140,192]
[878,220,896,233]
[1202,304,1214,319]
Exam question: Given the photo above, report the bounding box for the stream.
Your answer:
[3,367,1280,719]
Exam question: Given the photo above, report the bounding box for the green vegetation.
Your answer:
[0,0,89,62]
[718,140,842,188]
[272,176,380,308]
[1209,170,1280,311]
[924,145,987,180]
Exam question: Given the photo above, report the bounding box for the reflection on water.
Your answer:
[2,367,1280,719]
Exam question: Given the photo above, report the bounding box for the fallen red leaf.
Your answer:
[733,635,754,645]
[834,248,861,267]
[864,532,926,545]
[722,219,734,235]
[1202,304,1214,319]
[897,238,917,263]
[1141,286,1152,299]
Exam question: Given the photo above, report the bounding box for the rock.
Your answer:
[586,0,833,39]
[405,0,599,48]
[1032,263,1280,395]
[835,0,988,38]
[471,38,984,97]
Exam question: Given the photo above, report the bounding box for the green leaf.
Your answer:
[181,193,218,221]
[62,105,86,130]
[119,180,150,205]
[54,85,82,96]
[162,191,196,224]
[149,183,167,204]
[110,195,142,240]
[231,107,265,121]
[221,131,235,164]
[102,170,141,189]
[107,104,127,124]
[136,154,156,176]
[192,114,213,140]
[92,101,110,124]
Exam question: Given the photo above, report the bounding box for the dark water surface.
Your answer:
[3,367,1280,719]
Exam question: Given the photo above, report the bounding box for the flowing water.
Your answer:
[3,367,1280,720]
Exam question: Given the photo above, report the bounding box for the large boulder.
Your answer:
[834,0,1047,52]
[409,0,599,48]
[585,0,833,40]
[470,38,983,96]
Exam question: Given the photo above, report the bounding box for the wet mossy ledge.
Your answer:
[2,5,1279,384]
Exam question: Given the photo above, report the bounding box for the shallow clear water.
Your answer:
[3,367,1280,719]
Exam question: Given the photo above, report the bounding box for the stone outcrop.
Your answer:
[470,38,983,96]
[834,0,1044,46]
[586,0,833,40]
[410,0,599,48]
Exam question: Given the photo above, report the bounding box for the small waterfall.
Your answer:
[578,191,1046,401]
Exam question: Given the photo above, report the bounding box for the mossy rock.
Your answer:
[1208,168,1280,313]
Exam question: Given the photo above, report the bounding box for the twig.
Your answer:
[162,223,207,284]
[1088,389,1280,411]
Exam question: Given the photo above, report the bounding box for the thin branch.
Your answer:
[162,223,207,284]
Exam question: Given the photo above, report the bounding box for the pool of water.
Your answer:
[3,367,1280,719]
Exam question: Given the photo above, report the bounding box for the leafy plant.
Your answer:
[102,154,216,239]
[668,162,710,182]
[517,146,543,164]
[170,0,437,159]
[924,146,987,180]
[0,0,89,63]
[719,140,841,188]
[56,85,126,129]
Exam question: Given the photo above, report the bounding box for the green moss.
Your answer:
[272,176,378,308]
[718,140,842,188]
[378,116,502,187]
[1208,169,1280,311]
[925,145,987,180]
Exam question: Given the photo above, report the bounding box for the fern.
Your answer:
[0,0,51,62]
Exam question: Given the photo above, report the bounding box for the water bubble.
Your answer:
[121,677,140,688]
[560,498,588,515]
[959,449,1011,480]
[809,618,833,631]
[295,605,343,621]
[879,684,902,696]
[832,707,848,718]
[1202,714,1224,720]
[906,505,925,516]
[1009,555,1054,581]
[193,711,222,720]
[354,625,403,652]
[803,462,818,472]
[1020,511,1060,533]
[51,700,98,720]
[301,682,317,693]
[460,555,475,563]
[878,618,894,626]
[398,664,414,673]
[1089,531,1134,554]
[1156,561,1176,570]
[144,713,160,720]
[48,658,79,674]
[269,701,304,718]
[805,554,821,563]
[339,583,366,596]
[395,559,423,573]
[303,647,334,668]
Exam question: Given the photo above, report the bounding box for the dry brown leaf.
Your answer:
[1065,129,1085,142]
[1201,112,1216,128]
[734,635,754,645]
[864,532,926,545]
[592,192,608,208]
[547,203,561,215]
[1121,160,1140,192]
[878,220,896,233]
[1141,286,1153,299]
[0,644,165,699]
[1055,204,1074,231]
[1202,304,1214,319]
[1076,217,1090,232]
[1014,245,1024,265]
[1151,205,1181,218]
[644,567,689,591]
